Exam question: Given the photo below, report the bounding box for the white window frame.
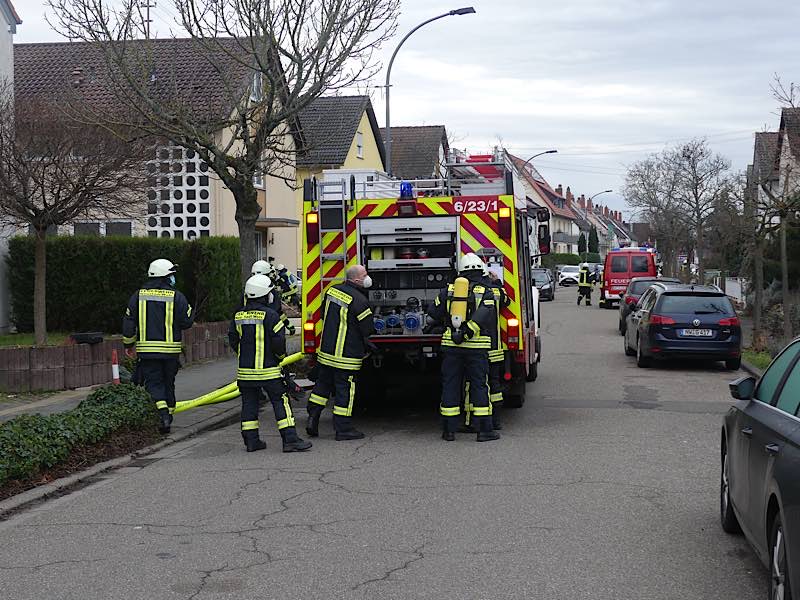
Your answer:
[253,169,264,189]
[250,72,263,102]
[356,131,364,159]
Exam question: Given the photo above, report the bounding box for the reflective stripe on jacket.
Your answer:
[122,280,194,358]
[317,282,375,371]
[228,302,286,385]
[578,269,591,287]
[482,277,510,362]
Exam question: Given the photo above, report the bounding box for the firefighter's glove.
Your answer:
[463,321,480,340]
[287,325,296,336]
[450,327,465,345]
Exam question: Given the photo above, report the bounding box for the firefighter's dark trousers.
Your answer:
[240,379,298,441]
[441,347,491,433]
[307,365,358,432]
[578,286,592,306]
[464,359,503,427]
[139,358,180,415]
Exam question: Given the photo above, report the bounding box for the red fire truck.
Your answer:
[300,151,550,408]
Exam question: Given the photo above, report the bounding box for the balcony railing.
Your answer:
[552,231,579,244]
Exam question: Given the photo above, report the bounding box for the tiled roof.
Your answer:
[510,154,576,220]
[753,131,779,182]
[379,125,448,179]
[14,38,258,125]
[297,95,385,168]
[779,108,800,163]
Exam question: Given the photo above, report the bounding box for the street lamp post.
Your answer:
[519,149,558,171]
[584,190,613,260]
[383,7,476,177]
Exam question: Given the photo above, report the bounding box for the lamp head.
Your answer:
[450,7,476,15]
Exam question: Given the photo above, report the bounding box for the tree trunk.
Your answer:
[696,222,704,283]
[237,215,258,285]
[780,216,792,342]
[33,230,48,346]
[753,240,765,350]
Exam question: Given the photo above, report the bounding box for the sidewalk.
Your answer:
[0,333,303,426]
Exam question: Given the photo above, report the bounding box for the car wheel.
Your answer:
[636,336,651,368]
[526,361,538,382]
[726,358,741,371]
[504,393,524,409]
[720,446,741,534]
[624,333,636,357]
[770,513,793,600]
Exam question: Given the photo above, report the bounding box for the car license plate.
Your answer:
[681,329,712,337]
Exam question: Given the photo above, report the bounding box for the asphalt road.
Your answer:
[0,288,766,599]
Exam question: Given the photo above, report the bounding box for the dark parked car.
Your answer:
[618,276,681,335]
[623,283,742,369]
[722,339,800,600]
[532,268,555,301]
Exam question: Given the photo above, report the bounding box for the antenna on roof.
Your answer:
[140,1,156,39]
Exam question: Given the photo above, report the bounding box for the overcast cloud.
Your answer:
[13,0,799,215]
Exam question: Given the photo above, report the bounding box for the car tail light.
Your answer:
[303,321,317,351]
[305,212,319,246]
[650,314,675,325]
[719,317,740,326]
[625,296,638,305]
[506,317,520,350]
[498,206,512,241]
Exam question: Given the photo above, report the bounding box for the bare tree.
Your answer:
[623,155,687,277]
[0,87,148,344]
[49,0,400,279]
[667,139,731,282]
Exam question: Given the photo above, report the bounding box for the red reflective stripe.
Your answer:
[503,255,514,274]
[323,260,345,280]
[382,204,399,217]
[307,282,322,305]
[323,233,344,255]
[461,218,494,250]
[307,257,320,278]
[503,283,516,302]
[460,239,474,254]
[416,203,433,216]
[347,245,357,261]
[475,210,498,231]
[356,205,376,219]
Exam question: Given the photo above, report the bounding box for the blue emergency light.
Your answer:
[400,181,414,199]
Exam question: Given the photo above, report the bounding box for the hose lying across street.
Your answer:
[172,352,306,414]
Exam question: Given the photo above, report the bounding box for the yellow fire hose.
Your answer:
[172,352,306,414]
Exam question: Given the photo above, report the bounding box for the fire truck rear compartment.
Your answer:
[360,216,458,339]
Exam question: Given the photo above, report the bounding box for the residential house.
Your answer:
[0,0,21,333]
[14,38,303,271]
[776,108,800,199]
[746,131,780,228]
[294,95,385,267]
[510,156,580,254]
[380,125,448,180]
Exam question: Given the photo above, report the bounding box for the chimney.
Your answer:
[566,186,574,203]
[587,198,593,212]
[71,66,85,88]
[578,195,586,210]
[555,184,563,196]
[604,206,609,217]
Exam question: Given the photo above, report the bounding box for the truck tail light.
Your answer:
[719,317,740,326]
[303,321,317,351]
[650,314,675,325]
[306,212,319,245]
[507,317,519,350]
[498,206,512,241]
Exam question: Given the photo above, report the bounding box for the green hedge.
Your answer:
[0,384,156,487]
[7,236,242,333]
[541,253,582,269]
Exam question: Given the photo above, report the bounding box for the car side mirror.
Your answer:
[729,376,756,400]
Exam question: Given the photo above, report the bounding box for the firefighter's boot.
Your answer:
[442,416,458,441]
[242,430,267,452]
[576,295,581,306]
[306,405,322,438]
[476,417,500,442]
[333,415,365,441]
[158,409,171,434]
[492,415,503,431]
[280,428,312,452]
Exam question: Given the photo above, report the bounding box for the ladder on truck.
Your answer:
[305,177,353,287]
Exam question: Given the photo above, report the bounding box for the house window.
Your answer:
[356,132,364,159]
[253,170,264,189]
[106,221,132,237]
[250,72,263,102]
[74,222,101,236]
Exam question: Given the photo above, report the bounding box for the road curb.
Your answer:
[0,405,240,518]
[741,360,762,378]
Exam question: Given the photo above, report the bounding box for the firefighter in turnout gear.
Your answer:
[123,259,195,434]
[229,275,312,453]
[275,264,299,305]
[428,253,500,443]
[577,264,592,306]
[251,260,294,334]
[306,265,376,441]
[482,265,510,430]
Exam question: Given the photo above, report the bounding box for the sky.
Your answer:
[12,0,800,217]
